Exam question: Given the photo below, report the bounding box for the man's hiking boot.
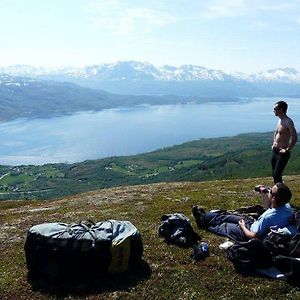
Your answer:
[192,206,206,228]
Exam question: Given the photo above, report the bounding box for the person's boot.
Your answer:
[192,206,206,228]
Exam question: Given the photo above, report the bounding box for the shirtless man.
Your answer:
[272,101,297,183]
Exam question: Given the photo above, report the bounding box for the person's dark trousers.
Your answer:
[271,148,290,183]
[203,211,253,242]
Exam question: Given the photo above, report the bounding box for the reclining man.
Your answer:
[192,183,294,242]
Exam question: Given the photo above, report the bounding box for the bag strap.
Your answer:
[289,234,300,256]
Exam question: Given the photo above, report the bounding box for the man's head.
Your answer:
[274,101,288,115]
[271,182,292,206]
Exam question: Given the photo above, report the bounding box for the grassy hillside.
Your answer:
[1,176,300,299]
[1,132,300,200]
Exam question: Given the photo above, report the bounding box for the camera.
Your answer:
[254,185,271,193]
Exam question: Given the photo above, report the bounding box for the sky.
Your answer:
[0,0,300,73]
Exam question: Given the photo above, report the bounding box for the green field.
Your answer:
[1,132,300,200]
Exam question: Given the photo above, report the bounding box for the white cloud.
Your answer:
[85,0,300,36]
[86,0,177,36]
[199,0,300,19]
[115,8,177,35]
[85,0,119,30]
[200,0,248,19]
[259,2,296,12]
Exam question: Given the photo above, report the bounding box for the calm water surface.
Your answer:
[0,97,299,165]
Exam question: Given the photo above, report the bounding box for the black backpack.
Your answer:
[272,255,300,281]
[24,220,143,283]
[263,232,300,257]
[227,238,273,272]
[262,233,300,281]
[158,213,200,248]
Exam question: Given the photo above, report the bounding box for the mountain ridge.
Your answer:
[1,61,300,83]
[1,62,300,122]
[2,61,299,97]
[0,73,243,122]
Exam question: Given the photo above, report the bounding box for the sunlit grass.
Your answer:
[1,176,300,299]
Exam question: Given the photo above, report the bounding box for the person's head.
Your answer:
[274,101,288,115]
[270,182,292,207]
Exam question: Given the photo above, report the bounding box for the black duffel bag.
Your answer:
[24,220,143,282]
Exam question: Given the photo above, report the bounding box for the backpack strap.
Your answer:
[289,234,300,256]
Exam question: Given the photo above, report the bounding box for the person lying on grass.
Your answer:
[192,182,294,242]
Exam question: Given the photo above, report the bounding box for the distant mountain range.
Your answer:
[1,62,300,83]
[1,62,300,121]
[0,73,239,122]
[1,61,300,97]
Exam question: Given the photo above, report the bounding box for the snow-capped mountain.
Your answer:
[247,67,300,83]
[0,61,238,82]
[1,61,300,97]
[0,74,38,87]
[56,61,234,81]
[0,65,76,77]
[1,64,300,122]
[1,61,299,83]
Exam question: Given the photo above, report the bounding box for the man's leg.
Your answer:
[204,211,241,226]
[195,210,252,242]
[193,209,241,228]
[271,149,280,183]
[272,149,290,183]
[207,223,248,242]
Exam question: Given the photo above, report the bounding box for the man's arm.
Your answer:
[272,128,278,148]
[286,122,297,151]
[239,219,257,239]
[261,192,271,210]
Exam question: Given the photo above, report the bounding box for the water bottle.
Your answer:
[192,242,209,260]
[200,242,209,256]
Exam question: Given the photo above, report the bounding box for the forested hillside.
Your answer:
[1,132,299,200]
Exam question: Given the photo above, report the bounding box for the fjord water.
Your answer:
[0,97,299,166]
